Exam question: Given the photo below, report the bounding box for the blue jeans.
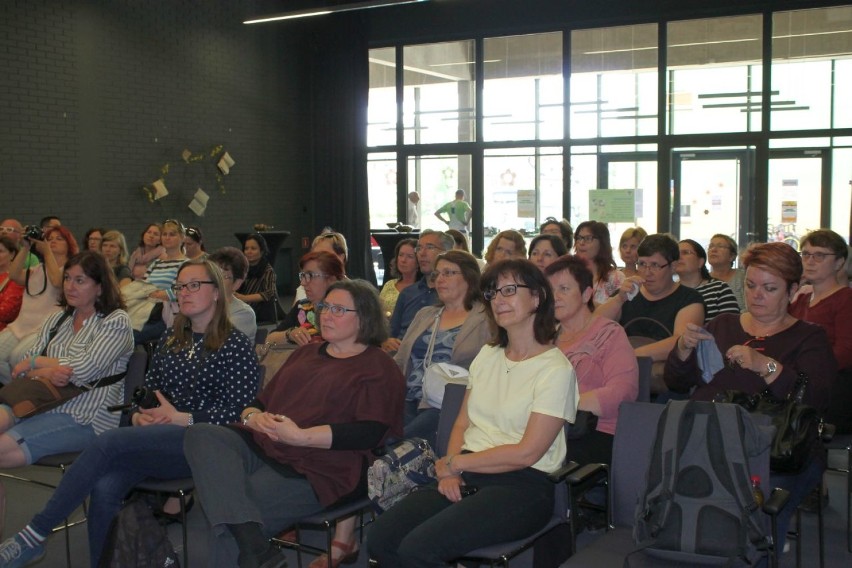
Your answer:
[29,424,191,568]
[4,409,96,463]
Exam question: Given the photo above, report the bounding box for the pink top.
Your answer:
[557,316,638,435]
[789,287,852,371]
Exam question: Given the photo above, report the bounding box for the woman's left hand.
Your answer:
[725,345,767,375]
[254,413,303,444]
[138,391,180,424]
[437,475,464,502]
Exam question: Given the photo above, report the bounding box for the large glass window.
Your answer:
[831,147,852,237]
[407,154,473,232]
[368,47,397,147]
[483,33,563,141]
[403,41,475,145]
[773,7,852,131]
[571,24,658,139]
[367,153,398,228]
[667,15,763,134]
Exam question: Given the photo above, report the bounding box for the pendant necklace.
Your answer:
[504,351,533,374]
[187,334,204,360]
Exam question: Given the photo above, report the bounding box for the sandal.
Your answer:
[307,539,359,568]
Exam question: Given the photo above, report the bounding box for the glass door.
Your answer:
[672,149,754,251]
[767,150,828,250]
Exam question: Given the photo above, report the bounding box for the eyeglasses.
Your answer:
[637,261,671,272]
[678,249,696,257]
[575,235,597,244]
[171,280,215,294]
[800,251,837,262]
[431,269,462,279]
[316,302,357,317]
[415,244,444,254]
[298,271,327,282]
[0,227,20,234]
[483,284,531,301]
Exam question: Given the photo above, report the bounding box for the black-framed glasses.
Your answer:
[800,251,837,262]
[575,234,597,244]
[637,261,671,272]
[316,302,357,317]
[298,271,327,282]
[483,284,531,301]
[414,244,444,254]
[172,280,215,294]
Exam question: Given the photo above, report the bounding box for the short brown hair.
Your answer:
[741,242,802,291]
[59,251,126,315]
[484,230,527,263]
[800,229,848,261]
[435,250,481,311]
[481,259,556,347]
[324,279,388,346]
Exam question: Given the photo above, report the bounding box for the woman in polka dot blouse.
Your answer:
[1,258,259,567]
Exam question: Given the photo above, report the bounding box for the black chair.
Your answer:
[635,356,652,403]
[562,401,789,568]
[825,433,852,553]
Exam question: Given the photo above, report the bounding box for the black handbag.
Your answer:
[713,372,820,474]
[565,410,599,440]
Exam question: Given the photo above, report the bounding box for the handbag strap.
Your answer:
[758,371,808,402]
[0,274,9,293]
[40,311,73,356]
[423,307,444,369]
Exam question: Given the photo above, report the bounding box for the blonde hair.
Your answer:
[101,230,129,265]
[168,259,232,353]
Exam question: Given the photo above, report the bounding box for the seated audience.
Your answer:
[368,259,578,567]
[184,226,206,260]
[546,255,638,465]
[0,259,259,567]
[99,230,132,288]
[528,234,568,273]
[0,237,23,332]
[664,241,836,551]
[708,233,745,311]
[0,226,77,385]
[294,230,348,304]
[395,250,490,447]
[789,229,852,433]
[184,280,404,568]
[574,221,624,306]
[618,226,647,278]
[378,238,419,319]
[387,230,454,349]
[128,223,164,281]
[483,229,527,264]
[267,251,344,346]
[0,251,132,464]
[0,220,37,269]
[235,233,280,324]
[675,239,740,323]
[596,233,704,362]
[83,228,105,253]
[539,217,573,249]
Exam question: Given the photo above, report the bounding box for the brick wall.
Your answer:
[0,0,312,256]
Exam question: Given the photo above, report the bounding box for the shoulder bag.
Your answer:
[713,372,820,473]
[421,308,469,409]
[367,437,437,513]
[0,312,127,418]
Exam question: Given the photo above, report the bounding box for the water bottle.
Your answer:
[751,475,764,508]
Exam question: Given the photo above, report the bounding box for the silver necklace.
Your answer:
[504,351,532,374]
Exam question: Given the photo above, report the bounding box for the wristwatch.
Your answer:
[760,359,778,378]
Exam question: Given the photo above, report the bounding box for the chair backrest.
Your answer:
[119,347,149,427]
[436,383,467,456]
[610,402,772,528]
[635,356,652,403]
[254,327,269,345]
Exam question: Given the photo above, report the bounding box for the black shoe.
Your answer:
[239,544,288,568]
[153,495,195,525]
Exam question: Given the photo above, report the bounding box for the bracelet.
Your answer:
[186,413,194,427]
[30,355,37,370]
[284,329,293,344]
[242,411,258,426]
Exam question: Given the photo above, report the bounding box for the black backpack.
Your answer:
[98,497,181,568]
[631,400,772,566]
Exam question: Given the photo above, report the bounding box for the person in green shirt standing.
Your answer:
[434,189,472,233]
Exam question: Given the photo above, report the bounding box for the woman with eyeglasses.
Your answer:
[183,226,206,261]
[183,280,404,568]
[293,231,349,305]
[0,237,23,332]
[790,229,852,434]
[573,221,625,306]
[99,230,132,288]
[267,251,345,347]
[368,259,578,567]
[0,226,78,385]
[83,227,106,253]
[664,242,836,551]
[708,233,746,310]
[675,239,740,323]
[379,238,420,319]
[128,223,164,281]
[235,233,280,325]
[0,259,259,567]
[394,250,491,447]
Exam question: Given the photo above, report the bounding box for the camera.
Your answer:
[107,386,169,413]
[22,225,44,242]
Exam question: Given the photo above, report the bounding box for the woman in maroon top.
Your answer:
[664,242,836,551]
[185,279,404,568]
[789,229,852,433]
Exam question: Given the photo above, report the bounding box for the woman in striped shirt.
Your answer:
[676,239,741,323]
[0,250,133,466]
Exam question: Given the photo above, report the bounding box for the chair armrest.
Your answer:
[820,422,835,443]
[547,461,580,483]
[566,463,608,486]
[763,487,791,516]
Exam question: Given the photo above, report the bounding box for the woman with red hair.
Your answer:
[0,226,79,384]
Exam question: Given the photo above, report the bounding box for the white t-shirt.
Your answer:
[463,344,579,473]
